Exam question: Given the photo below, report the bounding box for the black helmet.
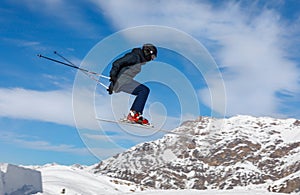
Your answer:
[142,43,157,61]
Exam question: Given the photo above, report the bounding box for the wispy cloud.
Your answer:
[2,38,40,47]
[1,37,49,52]
[0,131,90,156]
[92,0,300,118]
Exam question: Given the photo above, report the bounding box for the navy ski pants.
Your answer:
[118,80,150,114]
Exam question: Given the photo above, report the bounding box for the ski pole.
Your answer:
[53,51,110,79]
[51,51,109,89]
[37,53,109,89]
[37,54,78,69]
[37,53,110,79]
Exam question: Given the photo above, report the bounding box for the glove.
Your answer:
[107,81,114,95]
[109,75,117,83]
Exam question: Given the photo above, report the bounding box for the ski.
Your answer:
[96,117,154,128]
[96,117,192,137]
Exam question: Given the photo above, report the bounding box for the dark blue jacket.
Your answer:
[109,48,147,92]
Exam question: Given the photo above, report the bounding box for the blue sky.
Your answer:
[0,0,299,165]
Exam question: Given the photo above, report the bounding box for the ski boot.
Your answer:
[127,110,150,125]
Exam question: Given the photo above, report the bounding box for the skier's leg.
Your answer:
[118,80,150,114]
[130,84,150,114]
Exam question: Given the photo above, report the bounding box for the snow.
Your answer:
[132,189,284,195]
[0,167,3,195]
[0,163,42,195]
[33,164,147,195]
[162,149,177,161]
[27,164,290,195]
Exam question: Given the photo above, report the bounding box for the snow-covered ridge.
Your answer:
[95,115,300,193]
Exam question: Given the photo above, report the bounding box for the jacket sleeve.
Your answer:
[109,52,138,81]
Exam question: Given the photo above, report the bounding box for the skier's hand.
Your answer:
[109,75,117,83]
[107,82,114,95]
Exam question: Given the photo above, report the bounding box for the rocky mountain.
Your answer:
[94,115,300,194]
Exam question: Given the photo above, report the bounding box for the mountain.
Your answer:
[94,115,300,193]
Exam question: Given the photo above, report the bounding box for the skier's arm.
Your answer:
[110,53,138,82]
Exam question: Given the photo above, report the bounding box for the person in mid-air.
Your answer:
[107,43,157,125]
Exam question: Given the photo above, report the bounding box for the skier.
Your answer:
[107,43,157,125]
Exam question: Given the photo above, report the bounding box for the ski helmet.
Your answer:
[142,43,157,61]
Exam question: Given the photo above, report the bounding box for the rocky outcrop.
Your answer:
[94,115,300,193]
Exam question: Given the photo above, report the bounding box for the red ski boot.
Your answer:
[127,110,150,125]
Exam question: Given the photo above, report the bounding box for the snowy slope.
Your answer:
[32,163,147,195]
[95,115,300,193]
[33,163,287,195]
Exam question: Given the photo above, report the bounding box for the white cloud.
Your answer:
[0,87,113,130]
[0,88,75,126]
[0,131,90,156]
[92,0,300,117]
[204,8,299,117]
